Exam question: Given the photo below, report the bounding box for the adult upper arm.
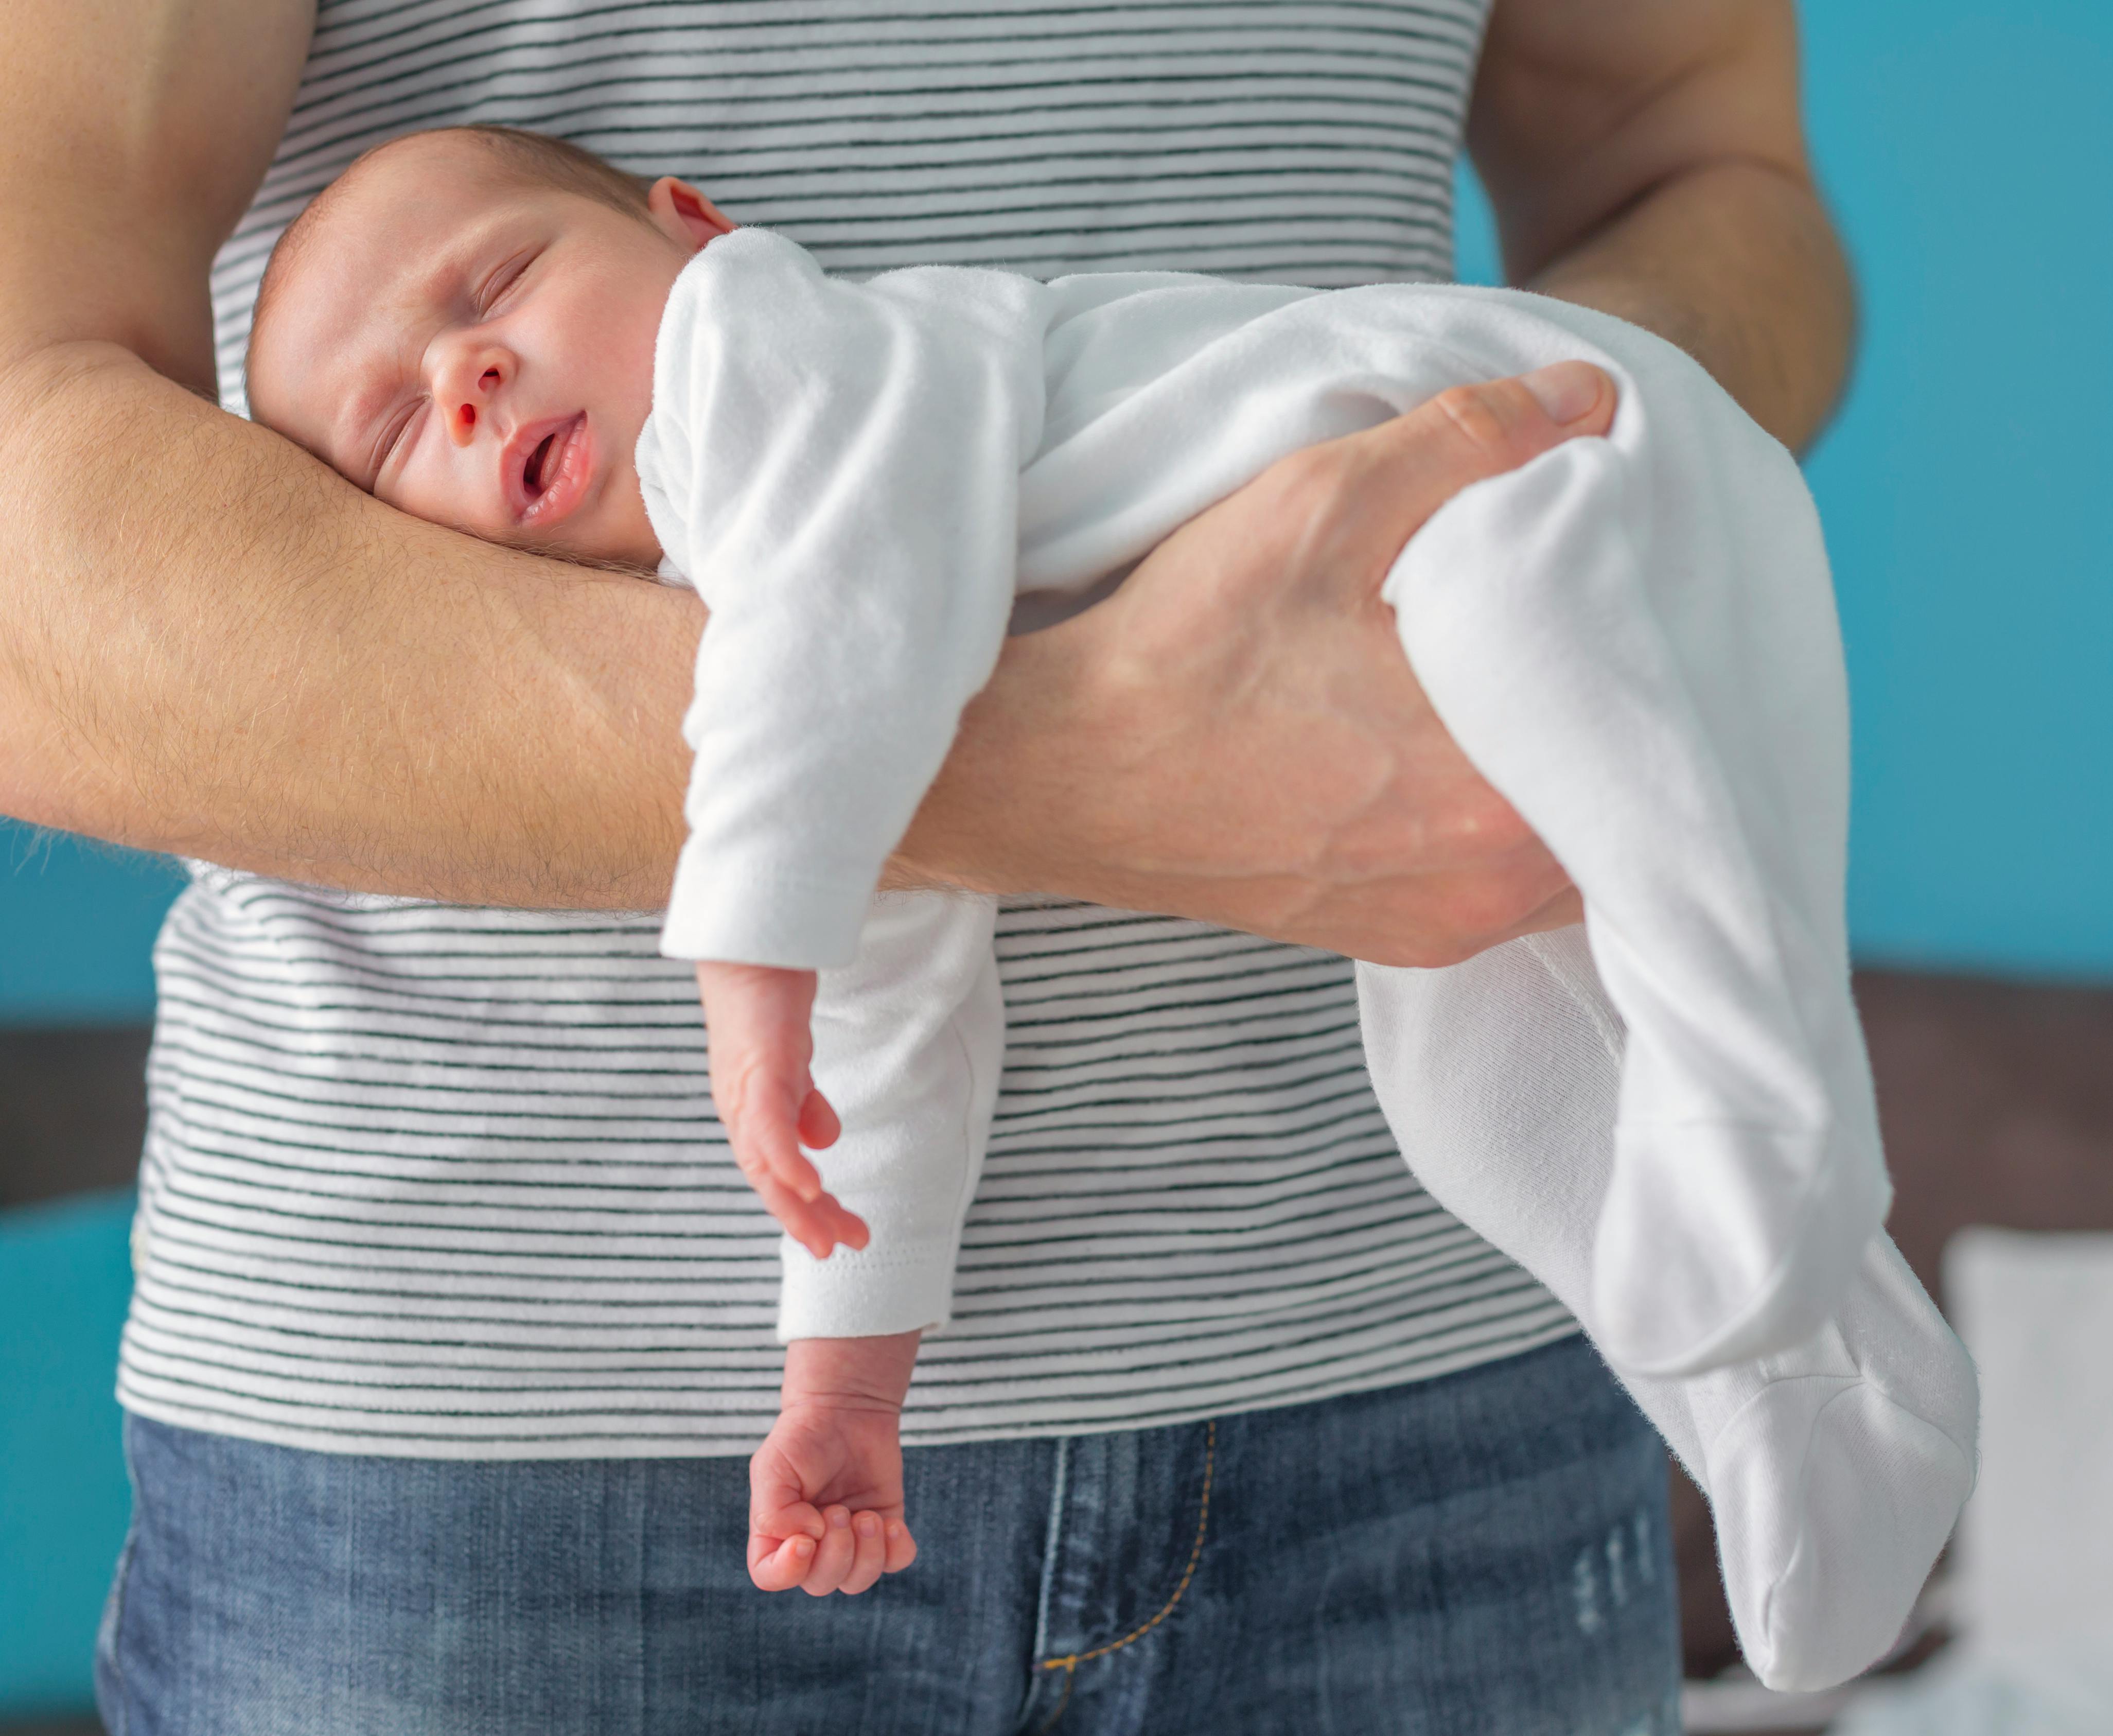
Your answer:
[0,0,315,394]
[1467,0,1812,286]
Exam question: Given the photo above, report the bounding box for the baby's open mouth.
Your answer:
[509,412,588,523]
[524,431,559,496]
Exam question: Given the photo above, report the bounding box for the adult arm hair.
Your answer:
[0,0,725,907]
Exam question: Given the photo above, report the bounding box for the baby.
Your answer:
[248,124,1975,1690]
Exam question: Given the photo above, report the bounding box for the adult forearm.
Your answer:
[1469,2,1853,453]
[0,341,700,907]
[2,338,1587,954]
[1527,156,1854,452]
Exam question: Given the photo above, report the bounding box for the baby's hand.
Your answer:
[749,1332,922,1596]
[696,961,867,1258]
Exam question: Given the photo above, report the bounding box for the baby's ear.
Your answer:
[647,177,736,251]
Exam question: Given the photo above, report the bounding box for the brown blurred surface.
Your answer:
[0,1027,150,1210]
[1857,968,2113,1304]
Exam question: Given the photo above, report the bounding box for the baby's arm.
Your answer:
[749,1329,922,1595]
[728,893,1002,1594]
[700,891,1000,1312]
[645,230,1046,979]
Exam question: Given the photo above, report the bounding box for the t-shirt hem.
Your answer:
[114,1315,1581,1463]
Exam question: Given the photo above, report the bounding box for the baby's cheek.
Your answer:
[597,459,666,569]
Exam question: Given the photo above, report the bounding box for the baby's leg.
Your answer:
[1356,928,1977,1692]
[695,960,869,1258]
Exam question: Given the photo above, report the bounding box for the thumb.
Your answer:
[1334,362,1617,575]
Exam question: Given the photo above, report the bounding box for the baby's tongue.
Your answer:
[526,431,556,494]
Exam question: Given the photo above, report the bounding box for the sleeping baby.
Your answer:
[246,123,1975,1692]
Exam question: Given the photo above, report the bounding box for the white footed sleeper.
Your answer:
[637,227,1976,1687]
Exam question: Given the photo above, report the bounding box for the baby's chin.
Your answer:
[505,485,662,573]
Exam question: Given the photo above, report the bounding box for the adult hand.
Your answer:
[904,361,1614,968]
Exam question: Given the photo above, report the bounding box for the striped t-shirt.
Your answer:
[118,0,1575,1459]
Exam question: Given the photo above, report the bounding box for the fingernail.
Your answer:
[854,1513,880,1538]
[827,1508,850,1529]
[885,1521,903,1538]
[1521,362,1604,426]
[793,1537,814,1556]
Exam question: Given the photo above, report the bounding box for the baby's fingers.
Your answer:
[752,1175,867,1259]
[800,1506,858,1597]
[883,1516,918,1576]
[733,1108,825,1206]
[797,1088,841,1151]
[838,1511,890,1596]
[748,1531,819,1593]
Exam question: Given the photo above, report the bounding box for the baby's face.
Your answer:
[249,136,726,567]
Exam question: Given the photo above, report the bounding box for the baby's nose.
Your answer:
[449,368,504,448]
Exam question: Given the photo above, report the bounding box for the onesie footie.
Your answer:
[1357,927,1977,1692]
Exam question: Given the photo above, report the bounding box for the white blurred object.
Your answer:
[1828,1229,2113,1734]
[1830,1642,2113,1735]
[1944,1228,2113,1647]
[1685,1575,1955,1730]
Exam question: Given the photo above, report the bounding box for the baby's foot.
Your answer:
[749,1332,922,1596]
[1666,1234,1978,1692]
[1591,1085,1891,1377]
[1356,932,1975,1693]
[695,960,867,1257]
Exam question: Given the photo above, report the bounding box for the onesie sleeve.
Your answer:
[774,890,1004,1341]
[637,229,1049,969]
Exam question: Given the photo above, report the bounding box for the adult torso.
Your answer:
[120,0,1572,1458]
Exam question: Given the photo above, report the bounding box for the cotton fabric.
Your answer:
[642,228,1887,1376]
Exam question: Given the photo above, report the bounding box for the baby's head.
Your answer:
[247,126,734,567]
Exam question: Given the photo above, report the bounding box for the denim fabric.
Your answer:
[97,1339,1679,1735]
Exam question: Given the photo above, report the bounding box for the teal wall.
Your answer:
[0,1193,136,1717]
[0,825,181,1024]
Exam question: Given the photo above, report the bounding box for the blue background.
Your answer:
[2,2,2110,1716]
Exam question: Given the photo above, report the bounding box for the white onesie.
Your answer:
[636,227,1976,1691]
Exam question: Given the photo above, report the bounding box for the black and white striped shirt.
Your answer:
[119,0,1575,1459]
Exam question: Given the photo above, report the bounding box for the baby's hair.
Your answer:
[248,125,656,388]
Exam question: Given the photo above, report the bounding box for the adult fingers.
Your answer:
[1300,362,1617,598]
[1383,362,1614,528]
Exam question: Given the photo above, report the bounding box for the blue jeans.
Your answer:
[97,1339,1679,1734]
